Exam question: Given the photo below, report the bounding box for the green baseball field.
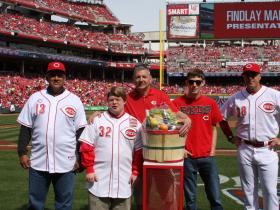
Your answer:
[0,113,278,210]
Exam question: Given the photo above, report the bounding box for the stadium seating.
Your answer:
[1,74,279,109]
[167,45,280,73]
[0,13,144,54]
[2,0,119,25]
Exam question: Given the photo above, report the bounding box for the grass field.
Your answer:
[1,151,242,210]
[0,113,277,210]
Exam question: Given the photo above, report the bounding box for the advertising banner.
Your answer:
[214,2,280,38]
[167,4,200,39]
[169,16,199,39]
[167,4,199,16]
[167,2,280,40]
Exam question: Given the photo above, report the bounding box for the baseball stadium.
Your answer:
[0,0,280,209]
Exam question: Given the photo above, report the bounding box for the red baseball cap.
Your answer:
[242,63,261,74]
[47,61,66,73]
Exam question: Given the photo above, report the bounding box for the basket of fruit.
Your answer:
[143,108,186,163]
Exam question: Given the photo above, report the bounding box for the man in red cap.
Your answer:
[17,61,87,210]
[220,63,280,210]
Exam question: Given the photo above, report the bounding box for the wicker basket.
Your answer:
[143,130,185,162]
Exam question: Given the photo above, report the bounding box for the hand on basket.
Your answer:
[178,116,191,137]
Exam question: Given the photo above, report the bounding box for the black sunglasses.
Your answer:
[187,79,203,86]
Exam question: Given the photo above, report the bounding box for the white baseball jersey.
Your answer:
[79,111,143,199]
[221,85,280,142]
[221,85,280,210]
[17,89,87,173]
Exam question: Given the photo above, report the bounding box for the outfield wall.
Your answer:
[0,95,229,114]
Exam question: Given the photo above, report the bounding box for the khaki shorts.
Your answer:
[88,192,131,210]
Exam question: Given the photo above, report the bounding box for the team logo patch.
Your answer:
[202,115,209,120]
[121,128,136,140]
[53,62,61,68]
[245,63,252,69]
[258,101,275,113]
[61,106,76,118]
[37,99,43,103]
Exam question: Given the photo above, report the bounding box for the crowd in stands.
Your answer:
[1,74,280,109]
[0,75,135,109]
[0,75,46,109]
[0,13,144,54]
[2,0,119,25]
[167,45,280,73]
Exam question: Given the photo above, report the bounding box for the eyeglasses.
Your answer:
[187,79,203,86]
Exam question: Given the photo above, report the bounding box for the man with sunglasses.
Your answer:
[17,61,87,210]
[221,63,280,210]
[173,69,224,210]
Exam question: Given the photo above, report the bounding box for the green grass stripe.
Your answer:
[0,129,19,135]
[143,145,185,150]
[0,127,19,142]
[0,115,18,125]
[0,138,18,142]
[0,132,19,140]
[0,128,19,135]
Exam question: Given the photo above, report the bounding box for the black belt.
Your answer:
[243,140,272,148]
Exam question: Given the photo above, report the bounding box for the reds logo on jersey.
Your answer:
[61,105,76,118]
[202,115,209,121]
[259,101,275,113]
[121,128,136,140]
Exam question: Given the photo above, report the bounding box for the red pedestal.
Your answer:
[143,161,184,210]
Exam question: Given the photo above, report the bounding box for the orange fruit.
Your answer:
[159,124,168,130]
